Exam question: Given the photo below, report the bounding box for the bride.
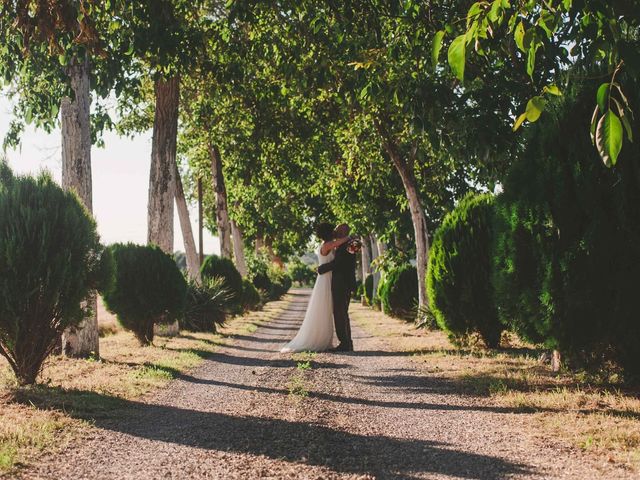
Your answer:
[280,223,350,353]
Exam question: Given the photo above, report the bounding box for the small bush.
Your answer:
[289,258,316,286]
[427,193,502,348]
[200,255,243,306]
[268,267,292,300]
[0,166,103,385]
[252,271,272,293]
[364,274,374,305]
[102,243,187,345]
[240,279,261,311]
[378,265,418,320]
[181,277,231,332]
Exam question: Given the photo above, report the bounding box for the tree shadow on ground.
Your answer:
[11,386,532,480]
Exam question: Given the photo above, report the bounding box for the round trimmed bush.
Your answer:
[378,265,418,320]
[289,259,316,286]
[240,279,261,311]
[0,166,103,385]
[102,243,187,345]
[200,255,243,305]
[268,269,292,300]
[252,271,273,294]
[181,277,230,332]
[427,193,502,348]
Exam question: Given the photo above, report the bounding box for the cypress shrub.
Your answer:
[427,193,502,347]
[0,166,104,385]
[102,243,187,345]
[252,271,273,294]
[493,78,640,375]
[378,265,418,320]
[200,255,243,306]
[181,277,230,332]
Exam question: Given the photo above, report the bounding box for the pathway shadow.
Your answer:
[13,387,532,480]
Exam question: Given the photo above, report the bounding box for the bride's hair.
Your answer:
[316,222,334,241]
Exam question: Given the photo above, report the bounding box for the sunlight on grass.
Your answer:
[351,301,640,472]
[0,294,294,474]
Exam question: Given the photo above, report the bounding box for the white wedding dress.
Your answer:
[281,247,335,353]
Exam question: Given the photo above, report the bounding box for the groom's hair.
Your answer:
[316,222,335,241]
[335,223,350,237]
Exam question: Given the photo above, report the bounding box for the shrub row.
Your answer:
[427,80,640,377]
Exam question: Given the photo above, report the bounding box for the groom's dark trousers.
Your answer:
[318,243,357,348]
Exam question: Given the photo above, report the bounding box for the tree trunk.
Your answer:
[370,234,381,300]
[174,161,201,284]
[375,119,430,309]
[60,54,98,358]
[377,238,387,257]
[208,144,232,258]
[148,76,178,253]
[148,76,179,336]
[231,220,248,277]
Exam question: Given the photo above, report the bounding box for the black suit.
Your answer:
[317,242,357,348]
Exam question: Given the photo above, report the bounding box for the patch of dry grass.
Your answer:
[0,295,293,474]
[350,301,640,471]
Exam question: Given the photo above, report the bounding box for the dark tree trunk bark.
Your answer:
[208,144,232,258]
[60,53,98,358]
[148,76,179,253]
[148,76,179,336]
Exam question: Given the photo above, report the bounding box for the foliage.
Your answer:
[268,266,292,301]
[240,279,261,311]
[364,274,375,306]
[181,277,230,333]
[200,254,243,306]
[0,166,102,385]
[288,258,316,286]
[493,79,640,375]
[427,193,502,348]
[446,0,640,166]
[378,264,418,320]
[102,243,187,346]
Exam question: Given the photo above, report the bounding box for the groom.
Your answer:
[317,223,357,352]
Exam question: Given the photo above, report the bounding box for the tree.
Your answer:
[0,165,105,384]
[0,0,132,357]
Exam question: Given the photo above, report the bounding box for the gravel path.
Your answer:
[17,289,635,479]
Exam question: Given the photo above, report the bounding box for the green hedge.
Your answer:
[102,243,187,345]
[364,274,374,305]
[240,279,261,311]
[493,78,640,375]
[0,166,105,384]
[378,265,418,319]
[427,193,502,348]
[181,277,230,332]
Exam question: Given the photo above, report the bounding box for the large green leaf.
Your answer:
[514,22,525,52]
[448,34,467,81]
[525,96,546,122]
[596,83,610,113]
[432,31,445,69]
[596,110,623,167]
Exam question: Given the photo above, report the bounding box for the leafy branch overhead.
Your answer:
[434,0,638,167]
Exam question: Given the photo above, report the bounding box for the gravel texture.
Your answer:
[13,289,636,479]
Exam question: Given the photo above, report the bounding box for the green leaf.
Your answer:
[620,111,634,143]
[596,110,623,167]
[58,54,67,66]
[514,22,525,52]
[543,84,562,96]
[525,96,546,122]
[432,31,445,69]
[448,34,467,81]
[489,0,503,23]
[526,42,538,78]
[512,112,527,131]
[596,83,610,113]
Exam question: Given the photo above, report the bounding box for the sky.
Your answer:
[0,94,220,255]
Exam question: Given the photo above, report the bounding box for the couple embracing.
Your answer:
[281,223,360,353]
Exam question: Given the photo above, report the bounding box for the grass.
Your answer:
[0,294,294,474]
[350,301,640,471]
